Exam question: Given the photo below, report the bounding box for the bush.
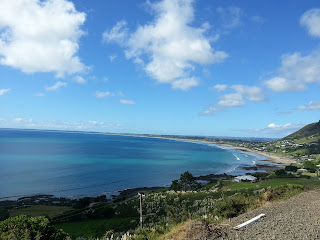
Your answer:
[213,194,252,219]
[274,169,287,176]
[263,184,304,201]
[0,208,9,221]
[0,215,70,240]
[285,165,298,172]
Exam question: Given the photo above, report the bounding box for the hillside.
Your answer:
[165,189,320,240]
[283,121,320,141]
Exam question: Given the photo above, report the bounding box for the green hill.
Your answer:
[282,121,320,141]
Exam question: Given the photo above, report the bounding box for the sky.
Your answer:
[0,0,320,138]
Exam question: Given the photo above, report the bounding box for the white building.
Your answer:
[233,175,257,182]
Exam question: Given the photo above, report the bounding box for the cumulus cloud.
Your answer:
[120,99,135,105]
[264,77,305,92]
[103,0,227,90]
[95,91,111,98]
[300,8,320,38]
[217,93,244,107]
[264,51,320,92]
[171,77,198,90]
[201,107,224,116]
[246,123,306,137]
[212,84,228,92]
[0,0,87,77]
[231,85,266,102]
[296,101,320,110]
[0,88,10,96]
[214,84,266,108]
[45,81,67,91]
[73,76,86,84]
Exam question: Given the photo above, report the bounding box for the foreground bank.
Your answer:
[2,167,320,239]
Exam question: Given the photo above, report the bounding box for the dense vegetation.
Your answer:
[1,170,319,239]
[0,215,70,240]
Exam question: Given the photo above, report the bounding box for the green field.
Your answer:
[54,217,137,238]
[9,205,72,218]
[222,179,320,191]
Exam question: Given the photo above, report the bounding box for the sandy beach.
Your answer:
[140,135,296,166]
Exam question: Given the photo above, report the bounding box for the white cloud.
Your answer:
[14,118,24,123]
[5,118,121,131]
[296,101,320,110]
[109,55,117,62]
[217,93,244,107]
[45,81,67,91]
[264,50,320,92]
[0,88,10,96]
[216,7,243,29]
[73,76,86,84]
[103,0,227,90]
[201,107,224,116]
[171,77,198,91]
[264,77,305,92]
[212,84,228,92]
[246,123,306,137]
[231,85,266,102]
[95,91,111,98]
[300,8,320,38]
[102,20,128,44]
[214,84,266,108]
[0,0,87,77]
[120,99,135,105]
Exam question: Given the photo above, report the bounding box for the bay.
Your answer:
[0,129,266,199]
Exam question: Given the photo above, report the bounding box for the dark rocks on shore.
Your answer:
[195,173,233,182]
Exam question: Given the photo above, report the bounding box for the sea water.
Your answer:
[0,129,268,199]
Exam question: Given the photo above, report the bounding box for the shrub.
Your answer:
[0,215,70,240]
[263,184,304,201]
[274,169,287,176]
[285,165,298,172]
[213,194,252,219]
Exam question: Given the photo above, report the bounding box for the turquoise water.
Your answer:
[0,129,267,199]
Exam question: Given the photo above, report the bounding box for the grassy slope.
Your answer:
[283,121,320,141]
[54,217,136,238]
[9,205,72,218]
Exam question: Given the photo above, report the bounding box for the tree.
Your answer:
[0,215,71,240]
[285,165,298,172]
[170,180,182,191]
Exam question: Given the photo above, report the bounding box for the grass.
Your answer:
[9,205,72,218]
[54,217,137,238]
[222,179,320,191]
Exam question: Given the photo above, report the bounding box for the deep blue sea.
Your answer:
[0,129,268,199]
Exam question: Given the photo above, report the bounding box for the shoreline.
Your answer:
[0,134,296,202]
[131,134,296,166]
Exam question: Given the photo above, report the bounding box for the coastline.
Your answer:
[131,134,296,167]
[216,144,296,165]
[0,132,296,202]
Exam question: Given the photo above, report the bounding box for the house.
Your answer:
[233,175,257,182]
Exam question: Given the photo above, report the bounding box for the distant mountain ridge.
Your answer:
[282,121,320,141]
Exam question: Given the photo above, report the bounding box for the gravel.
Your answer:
[213,190,320,240]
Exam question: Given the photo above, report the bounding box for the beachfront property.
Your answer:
[233,175,257,183]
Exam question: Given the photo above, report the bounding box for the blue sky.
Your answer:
[0,0,320,138]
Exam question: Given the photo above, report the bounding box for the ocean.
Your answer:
[0,129,268,200]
